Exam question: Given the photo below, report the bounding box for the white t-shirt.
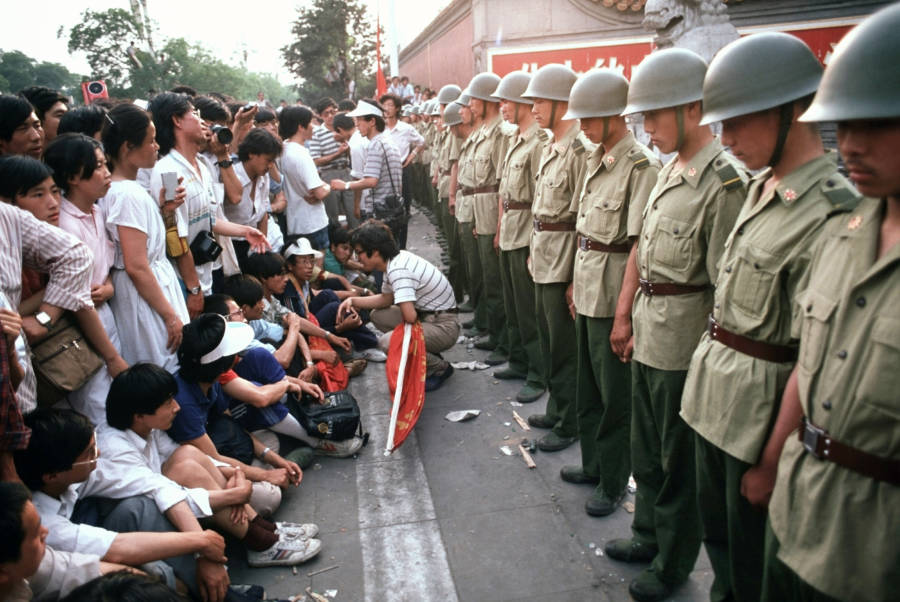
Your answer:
[282,141,327,235]
[348,130,369,180]
[383,250,456,311]
[225,160,271,229]
[385,120,425,162]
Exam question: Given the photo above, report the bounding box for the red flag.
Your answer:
[385,322,426,452]
[376,13,387,97]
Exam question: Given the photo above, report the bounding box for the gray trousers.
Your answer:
[320,165,356,227]
[371,307,460,375]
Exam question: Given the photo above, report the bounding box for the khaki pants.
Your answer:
[320,165,356,227]
[371,307,460,375]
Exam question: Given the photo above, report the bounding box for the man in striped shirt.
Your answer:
[310,98,352,226]
[337,222,459,391]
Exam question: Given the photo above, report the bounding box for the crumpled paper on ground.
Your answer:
[445,410,481,422]
[451,360,490,370]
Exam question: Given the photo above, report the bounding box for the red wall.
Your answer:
[400,13,475,91]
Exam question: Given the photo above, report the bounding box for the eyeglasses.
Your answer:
[226,308,244,321]
[70,441,99,468]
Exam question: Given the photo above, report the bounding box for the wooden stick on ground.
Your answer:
[512,410,530,431]
[518,443,537,469]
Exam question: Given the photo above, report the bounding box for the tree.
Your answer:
[66,8,143,93]
[281,0,378,102]
[0,50,80,95]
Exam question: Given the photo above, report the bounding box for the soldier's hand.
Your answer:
[610,315,633,359]
[740,462,777,509]
[565,283,575,320]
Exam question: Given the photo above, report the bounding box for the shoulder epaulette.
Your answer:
[713,157,745,191]
[821,175,861,212]
[572,138,585,155]
[629,149,651,170]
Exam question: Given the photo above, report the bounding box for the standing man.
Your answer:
[310,97,352,227]
[491,71,547,403]
[379,93,425,248]
[754,6,900,600]
[563,69,660,517]
[463,72,509,364]
[436,93,467,304]
[680,33,858,602]
[520,64,587,453]
[603,49,746,602]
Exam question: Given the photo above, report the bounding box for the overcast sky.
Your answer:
[0,0,450,84]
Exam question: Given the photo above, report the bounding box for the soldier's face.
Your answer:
[837,118,900,199]
[531,98,552,128]
[459,105,473,126]
[642,108,679,154]
[720,109,781,171]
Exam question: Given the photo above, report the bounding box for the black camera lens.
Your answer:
[209,124,233,145]
[88,82,105,94]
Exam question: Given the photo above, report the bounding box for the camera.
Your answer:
[81,80,109,104]
[209,124,233,145]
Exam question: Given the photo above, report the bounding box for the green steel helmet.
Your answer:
[521,64,578,101]
[453,91,471,107]
[420,101,431,115]
[463,72,502,102]
[437,84,462,105]
[491,71,533,105]
[801,3,900,122]
[429,100,441,116]
[623,48,707,115]
[563,68,629,120]
[442,101,463,126]
[701,32,822,125]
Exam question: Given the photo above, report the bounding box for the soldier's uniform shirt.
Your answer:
[530,123,591,284]
[573,131,660,317]
[498,122,542,251]
[470,116,509,235]
[455,131,477,223]
[437,130,460,199]
[681,152,859,463]
[632,139,746,371]
[768,197,899,602]
[420,121,434,166]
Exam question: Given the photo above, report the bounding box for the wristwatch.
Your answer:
[35,311,52,329]
[188,285,202,295]
[216,159,233,169]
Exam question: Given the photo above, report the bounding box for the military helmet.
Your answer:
[437,84,462,105]
[420,100,431,115]
[563,68,628,120]
[701,32,822,125]
[400,105,411,117]
[801,3,900,122]
[453,91,471,107]
[491,71,533,105]
[521,64,578,101]
[430,100,441,116]
[463,72,502,102]
[442,101,463,126]
[623,48,707,115]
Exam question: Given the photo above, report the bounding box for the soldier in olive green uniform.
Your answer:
[464,72,509,359]
[520,64,589,452]
[491,70,547,403]
[561,69,661,517]
[746,7,900,600]
[678,33,861,602]
[603,48,746,602]
[437,91,467,302]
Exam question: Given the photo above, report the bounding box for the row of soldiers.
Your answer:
[407,5,897,601]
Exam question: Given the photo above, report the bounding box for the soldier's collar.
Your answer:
[677,139,722,188]
[551,122,580,155]
[597,131,637,171]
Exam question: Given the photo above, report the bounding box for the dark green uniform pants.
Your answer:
[695,434,767,602]
[441,198,466,301]
[476,234,506,350]
[458,220,487,330]
[499,248,545,387]
[575,314,631,497]
[761,521,840,602]
[630,361,701,586]
[535,282,577,438]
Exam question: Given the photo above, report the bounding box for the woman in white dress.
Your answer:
[100,103,189,373]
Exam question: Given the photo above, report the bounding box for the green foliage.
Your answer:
[0,50,81,95]
[281,0,378,102]
[66,8,142,92]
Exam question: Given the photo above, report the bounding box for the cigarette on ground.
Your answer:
[512,411,530,431]
[307,564,339,577]
[518,444,537,469]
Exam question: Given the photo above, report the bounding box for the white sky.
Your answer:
[0,0,450,85]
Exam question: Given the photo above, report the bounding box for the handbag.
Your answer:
[373,140,405,222]
[31,313,104,405]
[286,389,368,443]
[189,229,223,265]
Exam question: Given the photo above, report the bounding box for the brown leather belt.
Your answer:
[460,184,500,196]
[533,219,576,232]
[503,200,531,211]
[707,315,797,363]
[638,279,708,296]
[439,168,451,176]
[417,307,458,317]
[800,418,900,486]
[577,235,630,254]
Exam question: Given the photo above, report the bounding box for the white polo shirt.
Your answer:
[282,141,327,236]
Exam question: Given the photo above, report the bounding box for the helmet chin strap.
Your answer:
[675,105,685,150]
[602,117,609,142]
[549,100,558,129]
[768,103,794,167]
[513,103,519,124]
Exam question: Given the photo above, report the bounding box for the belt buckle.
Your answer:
[708,314,718,336]
[801,419,828,459]
[503,200,510,211]
[579,236,589,251]
[639,279,652,296]
[534,219,543,232]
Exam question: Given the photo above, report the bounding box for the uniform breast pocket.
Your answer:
[507,160,529,199]
[858,316,900,419]
[586,195,625,239]
[474,155,492,182]
[729,244,780,319]
[654,215,696,272]
[797,289,836,376]
[549,172,570,205]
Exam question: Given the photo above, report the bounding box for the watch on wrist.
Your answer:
[35,311,52,329]
[189,285,202,295]
[216,159,233,169]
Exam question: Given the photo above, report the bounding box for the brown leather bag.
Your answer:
[31,313,104,405]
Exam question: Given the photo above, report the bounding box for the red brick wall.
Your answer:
[400,12,474,91]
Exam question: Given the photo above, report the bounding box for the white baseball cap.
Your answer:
[283,237,323,260]
[346,100,383,118]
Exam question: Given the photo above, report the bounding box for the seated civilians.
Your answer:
[57,105,108,141]
[338,221,459,391]
[60,571,188,602]
[0,95,44,159]
[0,481,129,601]
[320,225,376,294]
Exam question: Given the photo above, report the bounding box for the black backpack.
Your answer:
[286,389,369,444]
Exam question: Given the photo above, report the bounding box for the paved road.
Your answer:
[231,208,713,601]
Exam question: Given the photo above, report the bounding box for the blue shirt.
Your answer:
[229,347,290,431]
[167,373,229,442]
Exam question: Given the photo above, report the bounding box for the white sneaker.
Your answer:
[361,348,388,362]
[275,521,319,539]
[314,436,364,458]
[246,535,322,567]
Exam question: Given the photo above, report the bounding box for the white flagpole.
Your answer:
[385,322,412,455]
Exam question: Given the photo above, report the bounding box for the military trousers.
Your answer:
[440,198,466,301]
[499,248,545,387]
[476,234,506,349]
[761,521,840,602]
[695,434,767,602]
[630,361,701,586]
[575,314,631,497]
[458,220,487,330]
[535,282,578,438]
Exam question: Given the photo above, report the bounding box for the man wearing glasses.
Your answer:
[310,97,353,227]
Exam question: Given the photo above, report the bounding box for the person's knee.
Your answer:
[249,481,282,518]
[105,495,170,533]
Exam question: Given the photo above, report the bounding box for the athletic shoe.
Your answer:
[359,348,388,362]
[315,436,364,457]
[246,535,322,567]
[276,522,319,539]
[344,358,367,377]
[424,364,454,392]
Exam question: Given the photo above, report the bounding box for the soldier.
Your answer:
[491,70,547,403]
[463,72,509,362]
[602,48,746,602]
[435,85,467,304]
[562,69,661,517]
[520,64,588,453]
[679,32,860,602]
[752,6,900,600]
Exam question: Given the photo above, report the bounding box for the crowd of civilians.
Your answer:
[0,81,450,601]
